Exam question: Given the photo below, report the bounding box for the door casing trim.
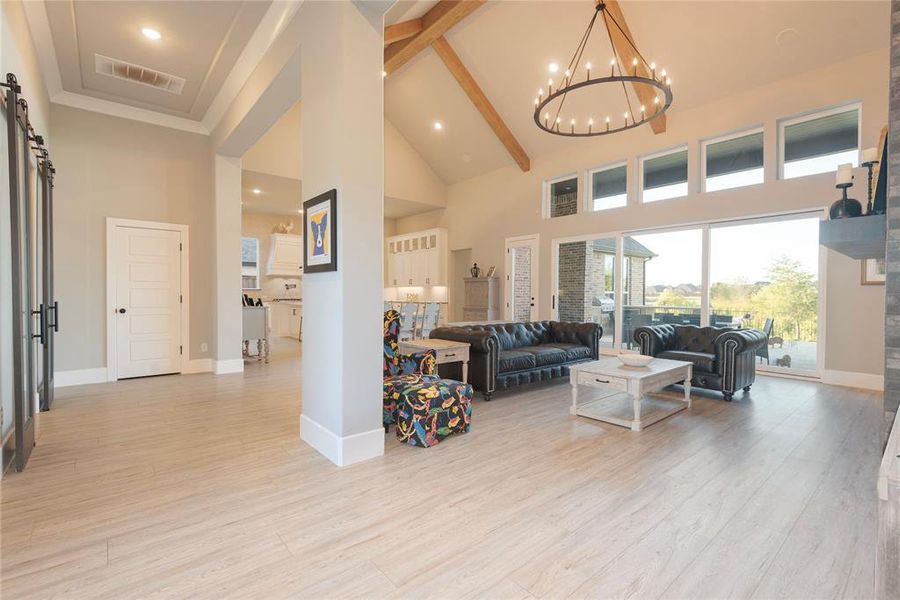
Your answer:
[504,234,540,321]
[105,218,190,382]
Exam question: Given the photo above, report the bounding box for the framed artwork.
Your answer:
[861,258,885,286]
[303,189,337,273]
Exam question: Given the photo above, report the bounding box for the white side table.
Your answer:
[399,339,470,383]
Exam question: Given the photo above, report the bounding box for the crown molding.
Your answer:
[201,0,303,133]
[52,91,209,135]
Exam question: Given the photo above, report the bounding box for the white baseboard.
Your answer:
[214,359,244,375]
[184,359,213,374]
[821,369,884,391]
[300,414,384,467]
[55,367,108,388]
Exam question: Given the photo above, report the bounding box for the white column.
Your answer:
[299,1,384,466]
[213,154,243,374]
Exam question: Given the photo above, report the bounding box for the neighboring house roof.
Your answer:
[592,238,657,258]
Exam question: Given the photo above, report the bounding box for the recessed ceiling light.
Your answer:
[548,62,559,73]
[141,27,162,41]
[252,188,261,195]
[433,121,443,131]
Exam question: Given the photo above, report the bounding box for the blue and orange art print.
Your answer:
[303,189,337,272]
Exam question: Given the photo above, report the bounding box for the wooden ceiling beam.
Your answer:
[384,18,422,46]
[601,0,667,134]
[384,0,485,75]
[432,36,530,172]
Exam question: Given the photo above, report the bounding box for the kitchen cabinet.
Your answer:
[267,234,302,277]
[386,228,447,287]
[268,301,302,338]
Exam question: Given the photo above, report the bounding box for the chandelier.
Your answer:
[533,1,673,137]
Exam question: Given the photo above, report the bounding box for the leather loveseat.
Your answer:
[429,321,601,400]
[633,324,768,401]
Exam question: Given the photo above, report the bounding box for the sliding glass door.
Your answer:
[553,212,823,375]
[622,228,703,349]
[710,216,820,374]
[556,237,618,350]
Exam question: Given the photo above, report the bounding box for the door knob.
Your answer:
[118,308,127,314]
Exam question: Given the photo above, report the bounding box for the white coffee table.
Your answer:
[570,357,692,431]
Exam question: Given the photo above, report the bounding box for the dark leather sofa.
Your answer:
[430,321,601,400]
[634,324,768,401]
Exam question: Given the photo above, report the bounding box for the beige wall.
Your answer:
[241,212,301,300]
[397,49,887,377]
[385,119,446,209]
[242,102,301,180]
[52,104,215,369]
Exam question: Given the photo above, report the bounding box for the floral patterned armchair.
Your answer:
[383,310,438,428]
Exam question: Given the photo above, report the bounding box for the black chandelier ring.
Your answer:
[533,75,673,137]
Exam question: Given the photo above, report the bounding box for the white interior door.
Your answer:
[114,226,182,379]
[505,235,540,321]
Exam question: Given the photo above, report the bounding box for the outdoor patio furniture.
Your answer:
[757,318,774,364]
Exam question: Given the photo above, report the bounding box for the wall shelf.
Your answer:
[819,214,885,259]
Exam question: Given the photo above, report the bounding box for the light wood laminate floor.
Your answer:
[1,339,883,599]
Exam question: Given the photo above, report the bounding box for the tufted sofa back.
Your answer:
[459,321,553,350]
[673,325,735,354]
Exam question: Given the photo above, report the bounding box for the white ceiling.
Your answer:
[241,170,302,216]
[43,0,270,120]
[384,0,890,184]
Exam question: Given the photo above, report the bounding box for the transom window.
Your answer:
[641,146,688,203]
[702,128,764,192]
[780,105,859,179]
[545,174,578,218]
[588,162,627,211]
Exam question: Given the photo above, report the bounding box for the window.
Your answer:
[241,236,260,290]
[702,128,764,192]
[641,146,688,202]
[545,174,578,218]
[780,105,859,179]
[588,162,627,211]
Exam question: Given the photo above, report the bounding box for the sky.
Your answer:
[629,216,820,287]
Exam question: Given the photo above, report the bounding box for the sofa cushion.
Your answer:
[498,350,537,373]
[673,325,734,354]
[658,350,716,373]
[518,345,567,367]
[541,343,592,362]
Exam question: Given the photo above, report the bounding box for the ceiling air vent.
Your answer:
[94,54,185,95]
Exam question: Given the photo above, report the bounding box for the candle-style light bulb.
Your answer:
[640,104,646,116]
[538,88,544,97]
[654,96,660,106]
[661,68,667,78]
[535,98,539,106]
[544,112,549,127]
[588,117,593,133]
[605,115,610,130]
[666,77,672,86]
[570,118,575,133]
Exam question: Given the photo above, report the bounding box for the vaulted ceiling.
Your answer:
[384,0,890,184]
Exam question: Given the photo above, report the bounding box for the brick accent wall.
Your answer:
[512,246,532,321]
[558,242,588,321]
[629,258,646,306]
[886,1,900,430]
[551,191,578,218]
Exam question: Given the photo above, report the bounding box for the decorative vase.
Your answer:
[470,263,481,278]
[828,196,863,219]
[829,183,862,219]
